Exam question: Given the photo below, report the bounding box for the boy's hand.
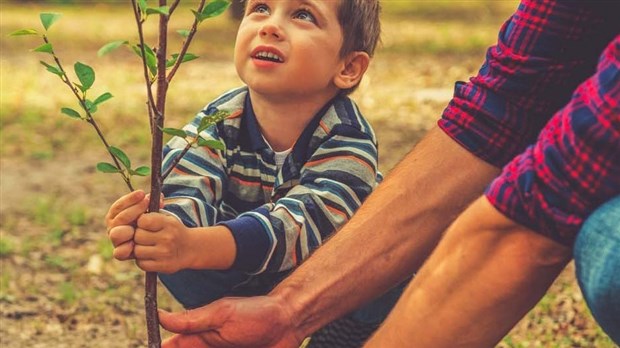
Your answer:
[133,212,196,274]
[105,190,163,261]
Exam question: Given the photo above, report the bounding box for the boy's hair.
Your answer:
[338,0,382,59]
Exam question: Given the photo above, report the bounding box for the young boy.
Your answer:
[106,0,401,344]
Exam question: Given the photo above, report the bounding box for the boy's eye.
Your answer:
[250,3,270,15]
[293,9,316,23]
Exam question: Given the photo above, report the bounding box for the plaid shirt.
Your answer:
[439,0,620,245]
[162,87,380,273]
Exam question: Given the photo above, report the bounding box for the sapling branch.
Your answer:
[41,35,135,191]
[166,0,207,83]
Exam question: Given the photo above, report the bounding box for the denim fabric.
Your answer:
[574,195,620,344]
[160,268,407,325]
[159,269,251,309]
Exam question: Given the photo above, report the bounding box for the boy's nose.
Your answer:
[259,23,283,40]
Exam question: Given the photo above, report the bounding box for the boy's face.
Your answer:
[234,0,345,101]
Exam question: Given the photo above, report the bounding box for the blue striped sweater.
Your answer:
[162,87,380,274]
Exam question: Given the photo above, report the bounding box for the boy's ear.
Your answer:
[333,51,370,90]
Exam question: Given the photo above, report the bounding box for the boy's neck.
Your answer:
[248,89,339,152]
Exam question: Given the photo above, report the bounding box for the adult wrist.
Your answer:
[269,278,316,340]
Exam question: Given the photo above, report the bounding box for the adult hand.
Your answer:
[160,295,303,348]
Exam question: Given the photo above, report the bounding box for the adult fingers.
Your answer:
[162,334,211,348]
[105,190,148,227]
[159,308,220,334]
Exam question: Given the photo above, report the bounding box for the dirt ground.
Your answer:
[1,2,617,347]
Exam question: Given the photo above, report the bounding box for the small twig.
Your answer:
[43,35,134,191]
[130,0,159,133]
[161,142,192,181]
[167,0,207,83]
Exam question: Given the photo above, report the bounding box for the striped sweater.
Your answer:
[162,87,381,274]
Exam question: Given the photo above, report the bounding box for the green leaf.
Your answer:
[132,166,151,177]
[109,146,131,169]
[201,0,230,20]
[197,138,226,150]
[97,40,128,57]
[197,110,229,132]
[96,162,122,174]
[138,0,148,14]
[177,29,190,38]
[61,107,81,119]
[161,127,188,138]
[40,61,63,76]
[10,29,38,36]
[32,43,53,54]
[132,44,158,76]
[85,99,98,113]
[166,53,199,68]
[93,92,113,105]
[146,6,169,16]
[74,62,95,92]
[40,13,62,31]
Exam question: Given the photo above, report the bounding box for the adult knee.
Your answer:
[574,196,620,344]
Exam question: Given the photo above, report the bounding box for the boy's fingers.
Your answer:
[113,241,135,261]
[134,228,159,246]
[105,190,146,224]
[108,225,135,246]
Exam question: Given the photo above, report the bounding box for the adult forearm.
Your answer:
[271,126,501,337]
[365,197,572,347]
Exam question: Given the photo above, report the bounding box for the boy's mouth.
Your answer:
[252,50,284,63]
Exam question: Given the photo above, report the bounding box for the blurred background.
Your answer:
[0,1,616,347]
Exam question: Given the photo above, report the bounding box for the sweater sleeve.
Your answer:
[221,125,379,274]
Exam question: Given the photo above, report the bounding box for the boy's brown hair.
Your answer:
[338,0,382,58]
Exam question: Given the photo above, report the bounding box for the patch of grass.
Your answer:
[58,281,79,304]
[0,237,15,257]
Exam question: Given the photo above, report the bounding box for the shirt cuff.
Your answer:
[218,208,273,273]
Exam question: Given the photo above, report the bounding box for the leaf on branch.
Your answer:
[98,40,128,57]
[146,6,170,16]
[32,43,53,54]
[177,29,190,38]
[61,107,82,120]
[40,61,63,76]
[74,62,95,92]
[197,0,231,22]
[197,110,229,132]
[96,162,122,174]
[166,53,199,68]
[40,13,62,31]
[93,92,113,105]
[132,166,151,177]
[109,146,131,169]
[85,99,98,113]
[197,138,226,151]
[10,29,39,36]
[161,127,188,138]
[138,0,148,15]
[133,44,158,76]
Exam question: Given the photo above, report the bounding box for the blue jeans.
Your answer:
[574,195,620,344]
[160,269,407,325]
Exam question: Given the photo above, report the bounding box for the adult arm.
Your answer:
[365,197,572,347]
[366,35,620,348]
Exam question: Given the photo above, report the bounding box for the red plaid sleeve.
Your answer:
[485,36,620,245]
[439,0,619,167]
